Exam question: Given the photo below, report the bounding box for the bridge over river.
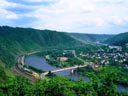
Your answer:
[41,64,88,78]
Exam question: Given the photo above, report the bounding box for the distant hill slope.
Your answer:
[0,26,82,67]
[70,33,114,43]
[104,32,128,46]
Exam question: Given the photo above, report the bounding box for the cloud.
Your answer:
[6,6,35,14]
[6,0,57,6]
[0,0,128,34]
[111,16,125,25]
[0,8,18,19]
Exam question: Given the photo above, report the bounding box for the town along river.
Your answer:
[25,55,128,93]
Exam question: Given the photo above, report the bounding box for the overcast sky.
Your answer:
[0,0,128,34]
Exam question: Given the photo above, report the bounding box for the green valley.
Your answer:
[0,26,82,68]
[0,26,128,96]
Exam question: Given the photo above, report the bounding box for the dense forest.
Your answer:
[104,32,128,46]
[0,66,128,96]
[70,33,114,43]
[0,26,82,68]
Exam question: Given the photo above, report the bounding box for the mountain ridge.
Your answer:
[0,26,82,67]
[70,33,114,43]
[104,32,128,46]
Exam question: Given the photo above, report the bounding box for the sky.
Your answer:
[0,0,128,34]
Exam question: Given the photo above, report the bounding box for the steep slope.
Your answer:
[0,26,82,67]
[70,33,114,43]
[104,32,128,46]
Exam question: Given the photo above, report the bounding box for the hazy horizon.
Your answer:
[0,0,128,34]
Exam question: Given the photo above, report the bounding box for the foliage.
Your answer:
[104,32,128,46]
[70,33,114,43]
[0,26,82,68]
[0,66,128,96]
[0,66,7,83]
[46,71,56,77]
[0,26,128,96]
[27,65,45,74]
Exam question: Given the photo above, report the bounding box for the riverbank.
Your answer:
[25,55,128,93]
[16,55,40,80]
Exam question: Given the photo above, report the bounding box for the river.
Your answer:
[25,55,128,93]
[25,55,90,81]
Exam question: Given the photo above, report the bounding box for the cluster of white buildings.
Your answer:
[79,47,128,69]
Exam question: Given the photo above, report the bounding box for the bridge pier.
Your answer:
[70,69,74,74]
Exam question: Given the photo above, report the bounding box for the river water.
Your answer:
[25,55,128,93]
[25,55,90,81]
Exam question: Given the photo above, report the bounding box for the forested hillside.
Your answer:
[0,66,127,96]
[0,27,128,96]
[70,33,114,43]
[104,32,128,46]
[0,26,81,67]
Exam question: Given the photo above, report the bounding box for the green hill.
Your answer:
[104,32,128,46]
[70,33,114,43]
[0,26,82,67]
